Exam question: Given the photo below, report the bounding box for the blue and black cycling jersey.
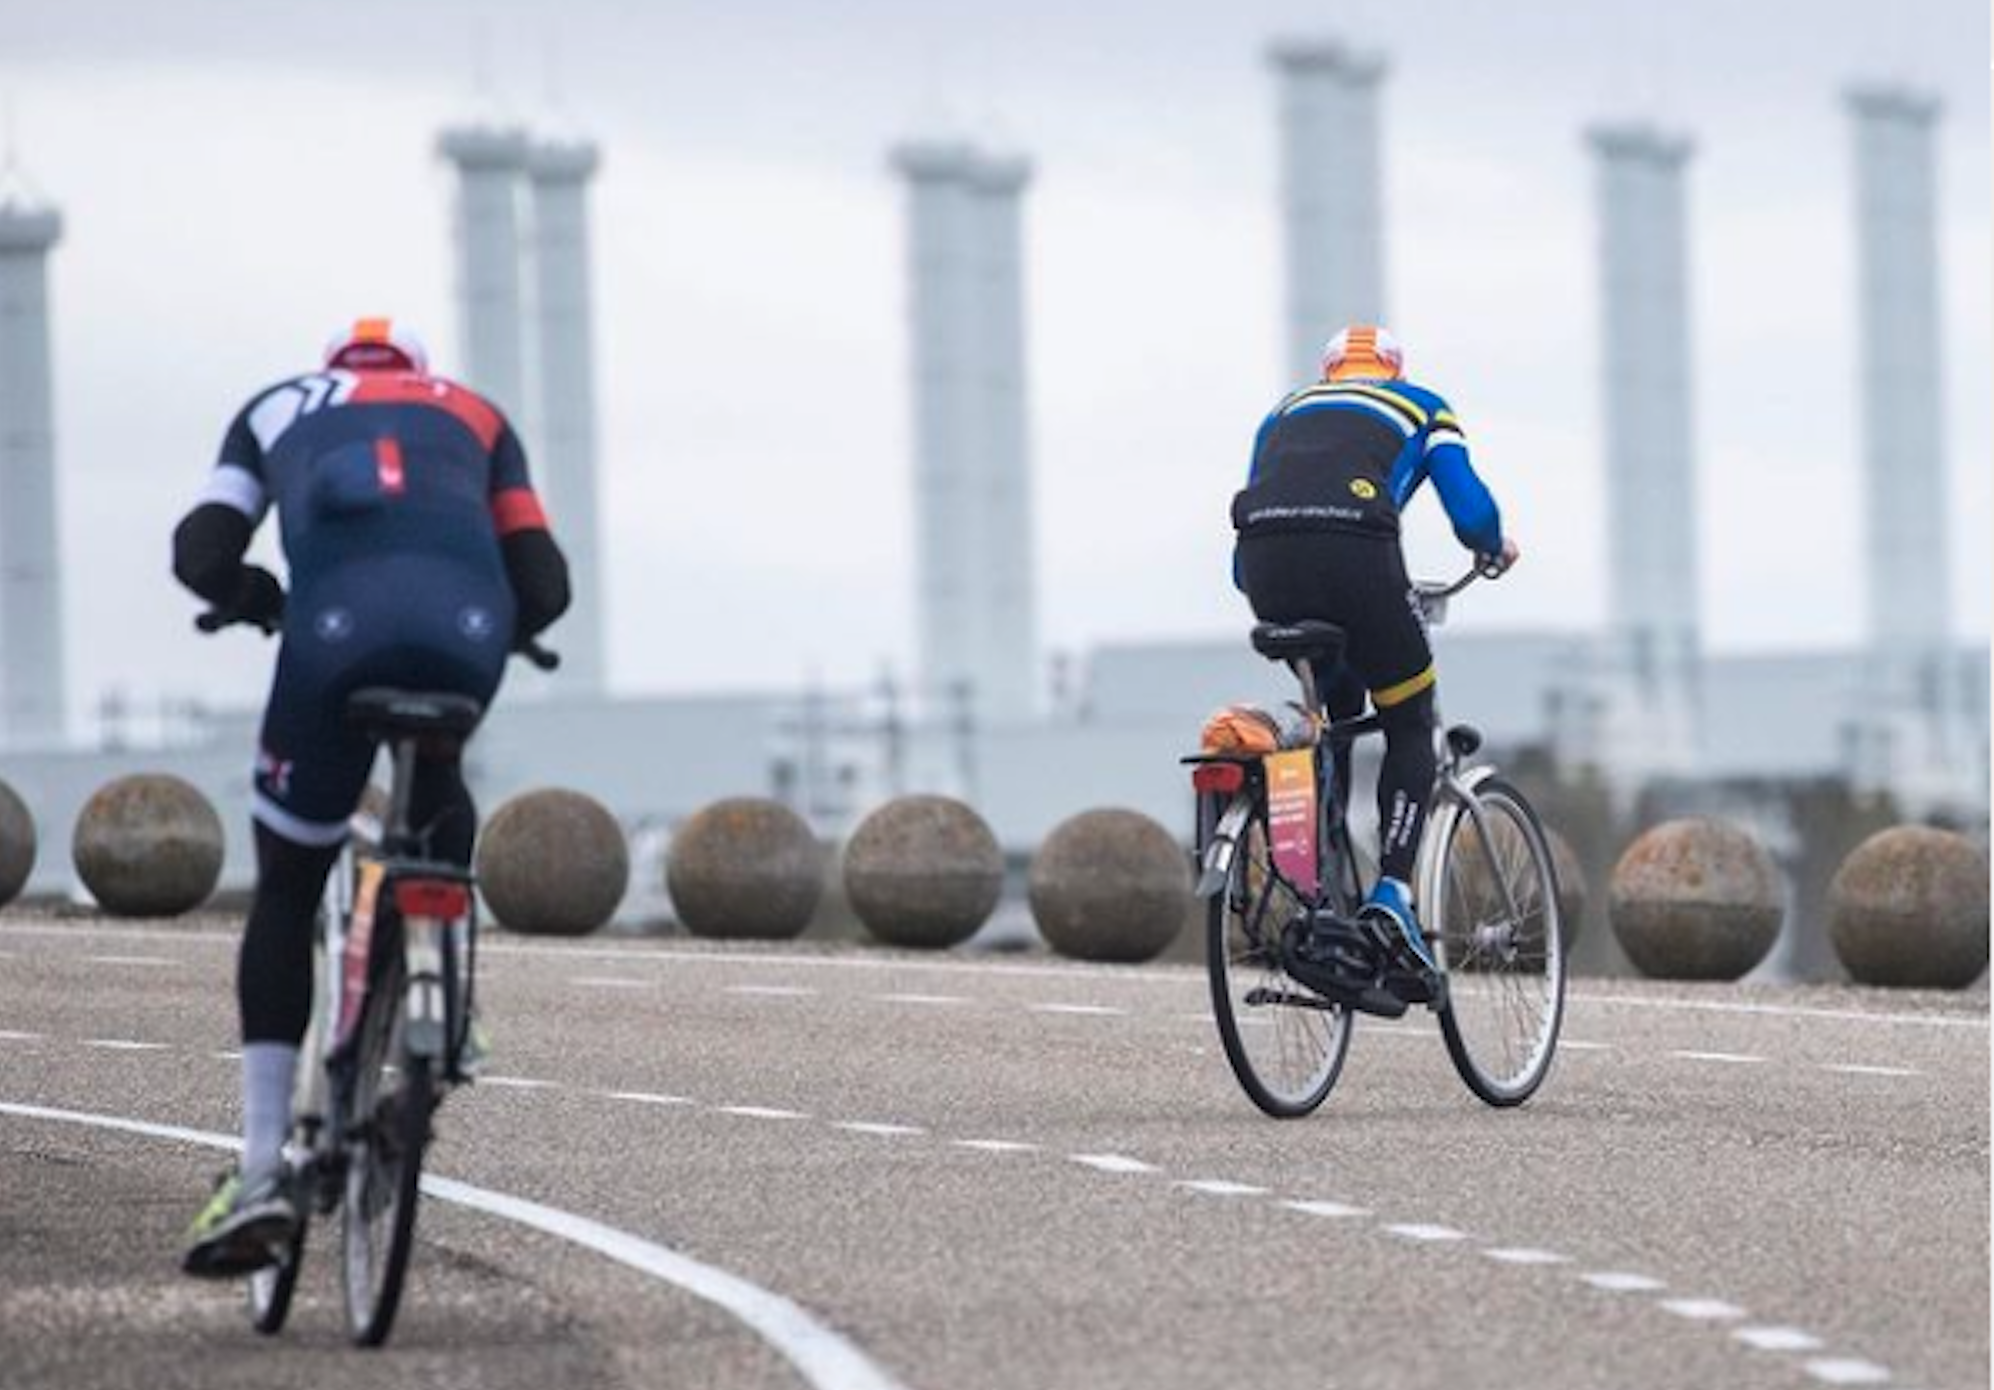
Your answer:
[1232,376,1503,565]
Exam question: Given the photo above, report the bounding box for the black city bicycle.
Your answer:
[1185,562,1564,1116]
[201,606,554,1345]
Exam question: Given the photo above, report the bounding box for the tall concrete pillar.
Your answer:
[891,141,1039,725]
[437,125,529,418]
[1843,86,1958,804]
[525,137,606,694]
[1586,123,1701,780]
[0,195,65,747]
[1268,39,1389,384]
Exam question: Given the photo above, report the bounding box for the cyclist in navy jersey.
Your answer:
[1232,325,1518,987]
[177,319,570,1276]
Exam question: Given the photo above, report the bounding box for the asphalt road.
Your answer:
[1,910,1987,1390]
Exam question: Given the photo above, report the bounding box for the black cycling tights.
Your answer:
[238,758,478,1045]
[1310,665,1437,888]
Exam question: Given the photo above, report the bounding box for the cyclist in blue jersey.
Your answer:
[1232,325,1518,988]
[176,319,571,1276]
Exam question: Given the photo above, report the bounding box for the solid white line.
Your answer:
[1734,1326,1826,1353]
[873,993,970,1007]
[82,1039,169,1052]
[1027,1003,1128,1017]
[834,1122,926,1138]
[1385,1223,1469,1243]
[1803,1358,1893,1385]
[952,1139,1037,1154]
[1177,1179,1268,1197]
[0,1101,911,1390]
[480,1076,559,1090]
[1484,1248,1570,1265]
[726,985,817,998]
[605,1091,695,1107]
[1283,1200,1369,1219]
[1583,1271,1666,1292]
[718,1106,808,1121]
[1660,1298,1747,1321]
[1069,1153,1156,1175]
[1822,1063,1921,1078]
[1669,1050,1766,1065]
[1567,988,1985,1032]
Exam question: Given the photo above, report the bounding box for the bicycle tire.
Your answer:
[341,957,433,1347]
[247,1213,307,1334]
[1427,776,1565,1107]
[1208,807,1353,1118]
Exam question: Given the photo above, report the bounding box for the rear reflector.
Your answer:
[1192,763,1246,795]
[394,880,470,920]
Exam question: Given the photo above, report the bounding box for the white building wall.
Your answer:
[0,200,65,749]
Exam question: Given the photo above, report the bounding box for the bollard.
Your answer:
[843,796,1003,949]
[1828,826,1989,989]
[1028,809,1191,964]
[1609,818,1783,981]
[477,789,630,937]
[71,774,225,917]
[666,798,825,940]
[0,779,35,908]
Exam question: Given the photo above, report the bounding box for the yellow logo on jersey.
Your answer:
[1349,478,1378,500]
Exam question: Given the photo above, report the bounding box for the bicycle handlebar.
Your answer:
[1413,553,1507,602]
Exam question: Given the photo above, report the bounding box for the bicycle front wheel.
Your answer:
[1208,813,1353,1118]
[342,967,433,1347]
[1428,777,1564,1107]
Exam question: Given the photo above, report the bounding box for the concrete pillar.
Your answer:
[0,197,65,748]
[525,137,606,694]
[436,125,529,418]
[891,141,1039,726]
[1268,39,1389,385]
[1586,123,1702,782]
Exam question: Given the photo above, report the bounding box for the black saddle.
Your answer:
[344,687,484,741]
[1250,620,1347,667]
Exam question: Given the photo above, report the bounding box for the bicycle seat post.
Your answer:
[383,735,422,858]
[1289,657,1323,716]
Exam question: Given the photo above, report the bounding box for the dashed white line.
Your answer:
[481,1076,559,1090]
[1559,1039,1611,1052]
[1386,1223,1469,1243]
[726,985,817,999]
[0,1030,44,1042]
[1583,1271,1667,1293]
[1028,1003,1129,1017]
[835,1122,926,1138]
[1734,1326,1827,1353]
[81,1039,168,1052]
[1284,1200,1370,1219]
[1822,1063,1921,1079]
[606,1091,695,1107]
[952,1139,1038,1154]
[1484,1248,1571,1265]
[213,1049,242,1061]
[571,976,653,990]
[718,1106,809,1122]
[1661,1298,1747,1322]
[1804,1358,1894,1385]
[874,993,970,1007]
[1669,1050,1766,1066]
[1069,1153,1157,1175]
[83,955,176,968]
[1177,1179,1269,1198]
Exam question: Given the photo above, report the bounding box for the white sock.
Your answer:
[241,1042,299,1182]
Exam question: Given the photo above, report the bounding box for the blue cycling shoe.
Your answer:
[1360,878,1438,974]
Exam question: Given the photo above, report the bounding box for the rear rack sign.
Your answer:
[1263,749,1318,896]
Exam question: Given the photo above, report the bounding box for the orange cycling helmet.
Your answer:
[1320,324,1404,382]
[323,317,429,373]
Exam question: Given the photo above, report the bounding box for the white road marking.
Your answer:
[1804,1359,1894,1385]
[83,955,177,968]
[1558,1040,1611,1052]
[213,1049,242,1061]
[952,1139,1038,1154]
[606,1091,695,1107]
[1028,1003,1129,1017]
[1177,1179,1268,1197]
[1284,1200,1370,1219]
[0,1102,911,1390]
[1669,1050,1766,1066]
[1069,1153,1157,1175]
[1484,1248,1571,1265]
[1568,988,1985,1032]
[835,1122,926,1137]
[1822,1063,1921,1078]
[1734,1326,1827,1353]
[874,993,970,1007]
[1583,1271,1667,1293]
[0,1030,44,1042]
[726,985,817,998]
[571,976,653,989]
[1661,1298,1747,1321]
[1386,1223,1469,1243]
[719,1105,808,1121]
[480,1076,560,1090]
[82,1039,168,1052]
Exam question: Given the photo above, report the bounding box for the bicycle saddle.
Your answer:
[344,688,485,739]
[1250,620,1347,666]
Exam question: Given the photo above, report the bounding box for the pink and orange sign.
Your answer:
[1263,748,1318,897]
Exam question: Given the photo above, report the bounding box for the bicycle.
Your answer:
[199,604,555,1344]
[1185,561,1565,1117]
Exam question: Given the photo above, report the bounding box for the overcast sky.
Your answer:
[1,0,1988,722]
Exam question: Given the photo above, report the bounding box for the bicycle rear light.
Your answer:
[394,880,470,920]
[1192,763,1246,795]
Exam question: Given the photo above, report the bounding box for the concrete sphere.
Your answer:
[1828,827,1989,989]
[844,796,1003,949]
[71,774,224,917]
[1028,809,1191,964]
[667,798,825,940]
[477,789,630,937]
[0,779,35,907]
[1609,818,1784,981]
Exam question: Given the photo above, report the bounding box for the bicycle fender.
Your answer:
[1413,764,1502,917]
[1196,794,1255,898]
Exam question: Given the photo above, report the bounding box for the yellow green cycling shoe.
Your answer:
[182,1168,298,1279]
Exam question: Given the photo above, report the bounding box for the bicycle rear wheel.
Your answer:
[1427,777,1564,1107]
[1208,812,1353,1118]
[342,959,433,1347]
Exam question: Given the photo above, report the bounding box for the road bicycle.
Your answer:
[1185,562,1565,1117]
[200,606,555,1344]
